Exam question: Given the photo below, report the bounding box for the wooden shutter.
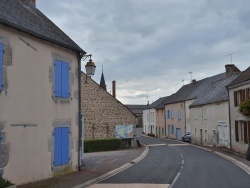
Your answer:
[0,44,3,91]
[234,91,238,106]
[235,121,239,142]
[54,128,62,166]
[171,110,174,119]
[246,88,250,100]
[61,62,70,98]
[61,127,70,164]
[54,60,62,97]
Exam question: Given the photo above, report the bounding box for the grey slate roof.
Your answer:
[227,66,250,87]
[164,73,226,105]
[190,74,239,107]
[146,96,169,109]
[125,105,148,114]
[0,0,85,54]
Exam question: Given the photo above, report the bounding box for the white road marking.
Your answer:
[88,184,170,188]
[168,144,190,146]
[147,143,166,147]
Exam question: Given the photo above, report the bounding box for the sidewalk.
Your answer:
[18,145,145,188]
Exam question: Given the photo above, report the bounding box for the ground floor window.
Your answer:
[54,127,70,166]
[235,121,250,144]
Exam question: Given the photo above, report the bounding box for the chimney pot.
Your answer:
[225,64,241,77]
[28,0,36,7]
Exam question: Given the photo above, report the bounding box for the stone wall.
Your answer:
[81,73,136,139]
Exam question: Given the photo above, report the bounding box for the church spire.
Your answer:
[100,65,107,91]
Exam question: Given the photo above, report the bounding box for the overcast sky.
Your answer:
[37,0,250,105]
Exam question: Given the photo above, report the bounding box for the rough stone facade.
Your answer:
[81,73,136,139]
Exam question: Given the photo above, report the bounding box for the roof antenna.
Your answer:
[146,97,149,105]
[225,53,235,64]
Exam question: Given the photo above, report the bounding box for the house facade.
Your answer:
[0,0,85,184]
[164,101,185,140]
[190,65,240,147]
[156,106,166,138]
[81,72,136,139]
[125,105,148,128]
[227,66,250,154]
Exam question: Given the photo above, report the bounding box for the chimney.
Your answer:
[112,81,116,98]
[191,79,196,83]
[225,64,241,78]
[27,0,36,7]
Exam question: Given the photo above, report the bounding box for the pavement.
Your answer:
[18,135,250,188]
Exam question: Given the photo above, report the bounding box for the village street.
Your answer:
[91,136,250,188]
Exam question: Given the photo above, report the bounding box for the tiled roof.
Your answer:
[125,105,148,114]
[0,0,85,53]
[227,66,250,87]
[164,73,226,105]
[190,74,239,107]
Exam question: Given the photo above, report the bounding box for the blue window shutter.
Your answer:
[171,110,174,119]
[0,44,3,91]
[54,60,62,97]
[61,62,70,98]
[61,127,70,164]
[54,128,62,166]
[179,111,181,120]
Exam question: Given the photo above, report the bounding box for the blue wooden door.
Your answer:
[176,128,181,140]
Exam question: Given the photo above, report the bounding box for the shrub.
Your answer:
[0,177,14,188]
[238,99,250,118]
[84,138,121,153]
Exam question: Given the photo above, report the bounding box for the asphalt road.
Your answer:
[98,136,250,188]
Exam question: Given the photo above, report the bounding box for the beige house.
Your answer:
[0,0,86,184]
[81,72,136,139]
[156,105,166,138]
[190,72,239,147]
[227,65,250,154]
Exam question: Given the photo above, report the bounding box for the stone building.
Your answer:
[81,72,136,139]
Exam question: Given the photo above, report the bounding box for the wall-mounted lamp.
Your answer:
[82,54,96,82]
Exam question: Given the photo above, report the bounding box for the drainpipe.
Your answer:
[184,102,186,134]
[227,88,232,149]
[78,52,85,171]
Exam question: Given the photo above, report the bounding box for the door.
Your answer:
[168,125,170,137]
[218,122,229,147]
[200,129,203,145]
[176,128,181,140]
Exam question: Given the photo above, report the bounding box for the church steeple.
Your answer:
[100,65,107,91]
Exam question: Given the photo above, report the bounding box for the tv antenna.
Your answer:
[225,53,235,64]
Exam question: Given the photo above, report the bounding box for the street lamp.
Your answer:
[83,54,96,76]
[82,54,96,82]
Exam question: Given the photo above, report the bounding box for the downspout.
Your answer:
[227,88,232,149]
[184,102,186,134]
[78,52,85,171]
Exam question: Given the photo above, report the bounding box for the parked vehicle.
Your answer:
[182,132,191,142]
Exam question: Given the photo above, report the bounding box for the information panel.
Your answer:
[115,125,134,139]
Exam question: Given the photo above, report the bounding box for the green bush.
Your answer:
[0,177,13,188]
[84,138,121,153]
[238,99,250,118]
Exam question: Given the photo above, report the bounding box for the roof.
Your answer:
[190,74,239,107]
[146,96,169,109]
[227,66,250,87]
[125,105,148,114]
[164,73,226,105]
[0,0,85,54]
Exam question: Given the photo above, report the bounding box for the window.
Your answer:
[235,121,250,144]
[54,127,70,166]
[204,130,207,142]
[178,110,181,120]
[0,43,3,91]
[162,114,164,123]
[54,60,70,98]
[171,110,174,119]
[167,110,170,119]
[171,125,174,134]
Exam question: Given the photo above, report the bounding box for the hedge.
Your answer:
[84,138,122,153]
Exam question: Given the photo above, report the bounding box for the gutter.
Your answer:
[78,52,85,171]
[227,88,232,149]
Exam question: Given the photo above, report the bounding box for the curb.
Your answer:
[191,144,250,175]
[73,144,149,188]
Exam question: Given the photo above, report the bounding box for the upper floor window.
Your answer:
[178,110,181,120]
[234,88,250,106]
[0,43,3,91]
[54,60,70,98]
[171,109,174,119]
